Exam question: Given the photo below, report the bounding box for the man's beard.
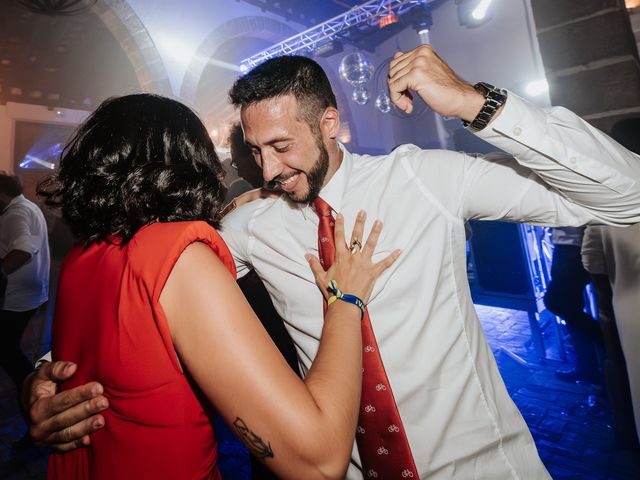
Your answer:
[275,138,329,204]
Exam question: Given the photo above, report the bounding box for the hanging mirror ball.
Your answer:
[375,92,392,113]
[339,52,374,87]
[352,85,369,105]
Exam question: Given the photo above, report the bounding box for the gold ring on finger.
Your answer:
[350,238,362,255]
[64,427,73,443]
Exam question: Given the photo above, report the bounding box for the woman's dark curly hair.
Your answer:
[37,93,226,245]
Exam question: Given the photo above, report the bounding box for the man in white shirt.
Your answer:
[0,174,50,393]
[581,117,640,449]
[25,46,640,478]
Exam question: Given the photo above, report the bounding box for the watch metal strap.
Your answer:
[463,82,507,132]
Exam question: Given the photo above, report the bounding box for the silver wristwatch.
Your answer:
[463,82,507,133]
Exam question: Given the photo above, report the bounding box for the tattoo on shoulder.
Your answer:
[233,417,274,459]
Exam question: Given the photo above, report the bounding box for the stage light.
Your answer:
[408,3,433,44]
[239,64,249,73]
[20,155,55,170]
[456,0,493,28]
[471,0,492,20]
[379,0,399,28]
[525,79,549,97]
[409,3,433,36]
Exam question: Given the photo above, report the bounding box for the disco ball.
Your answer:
[339,52,374,87]
[352,85,369,105]
[375,92,392,113]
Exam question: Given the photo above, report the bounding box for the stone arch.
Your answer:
[92,0,172,95]
[183,15,354,147]
[181,15,298,104]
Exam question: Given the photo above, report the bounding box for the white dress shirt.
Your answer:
[582,224,640,444]
[0,194,50,312]
[221,93,640,479]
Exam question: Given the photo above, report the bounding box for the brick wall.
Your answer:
[530,0,640,133]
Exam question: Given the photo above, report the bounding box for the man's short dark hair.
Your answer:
[37,93,226,245]
[0,174,23,197]
[229,56,337,133]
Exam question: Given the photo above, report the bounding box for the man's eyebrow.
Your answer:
[245,136,294,148]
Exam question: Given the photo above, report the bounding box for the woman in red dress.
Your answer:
[38,94,398,479]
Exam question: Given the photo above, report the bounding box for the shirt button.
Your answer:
[512,126,522,136]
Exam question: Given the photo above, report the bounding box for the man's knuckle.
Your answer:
[85,399,96,413]
[59,391,74,409]
[49,417,63,432]
[29,425,43,441]
[27,407,41,424]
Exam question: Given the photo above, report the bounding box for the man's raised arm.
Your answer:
[388,44,640,226]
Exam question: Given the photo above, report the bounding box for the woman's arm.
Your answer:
[160,212,398,480]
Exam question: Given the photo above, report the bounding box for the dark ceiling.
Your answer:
[0,0,139,109]
[0,0,442,112]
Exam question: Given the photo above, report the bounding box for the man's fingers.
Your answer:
[30,393,108,442]
[48,395,108,432]
[43,382,105,417]
[51,434,92,453]
[388,64,416,111]
[388,83,414,114]
[46,413,105,447]
[388,52,414,79]
[37,360,77,383]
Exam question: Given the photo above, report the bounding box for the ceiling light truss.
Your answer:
[241,0,429,69]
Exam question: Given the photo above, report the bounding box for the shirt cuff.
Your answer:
[36,351,52,368]
[475,92,636,195]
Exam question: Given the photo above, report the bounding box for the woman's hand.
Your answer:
[306,210,400,305]
[218,188,280,219]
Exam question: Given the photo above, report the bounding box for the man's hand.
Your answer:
[387,45,486,122]
[24,361,108,451]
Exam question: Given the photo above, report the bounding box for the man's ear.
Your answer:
[320,107,340,140]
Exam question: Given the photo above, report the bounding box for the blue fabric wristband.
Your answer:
[327,280,365,319]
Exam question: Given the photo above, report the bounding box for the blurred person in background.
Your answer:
[0,174,49,401]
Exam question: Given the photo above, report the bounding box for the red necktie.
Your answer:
[313,197,419,479]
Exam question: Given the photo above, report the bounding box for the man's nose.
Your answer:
[261,153,284,183]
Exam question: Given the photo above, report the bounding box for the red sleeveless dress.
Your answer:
[48,221,236,480]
